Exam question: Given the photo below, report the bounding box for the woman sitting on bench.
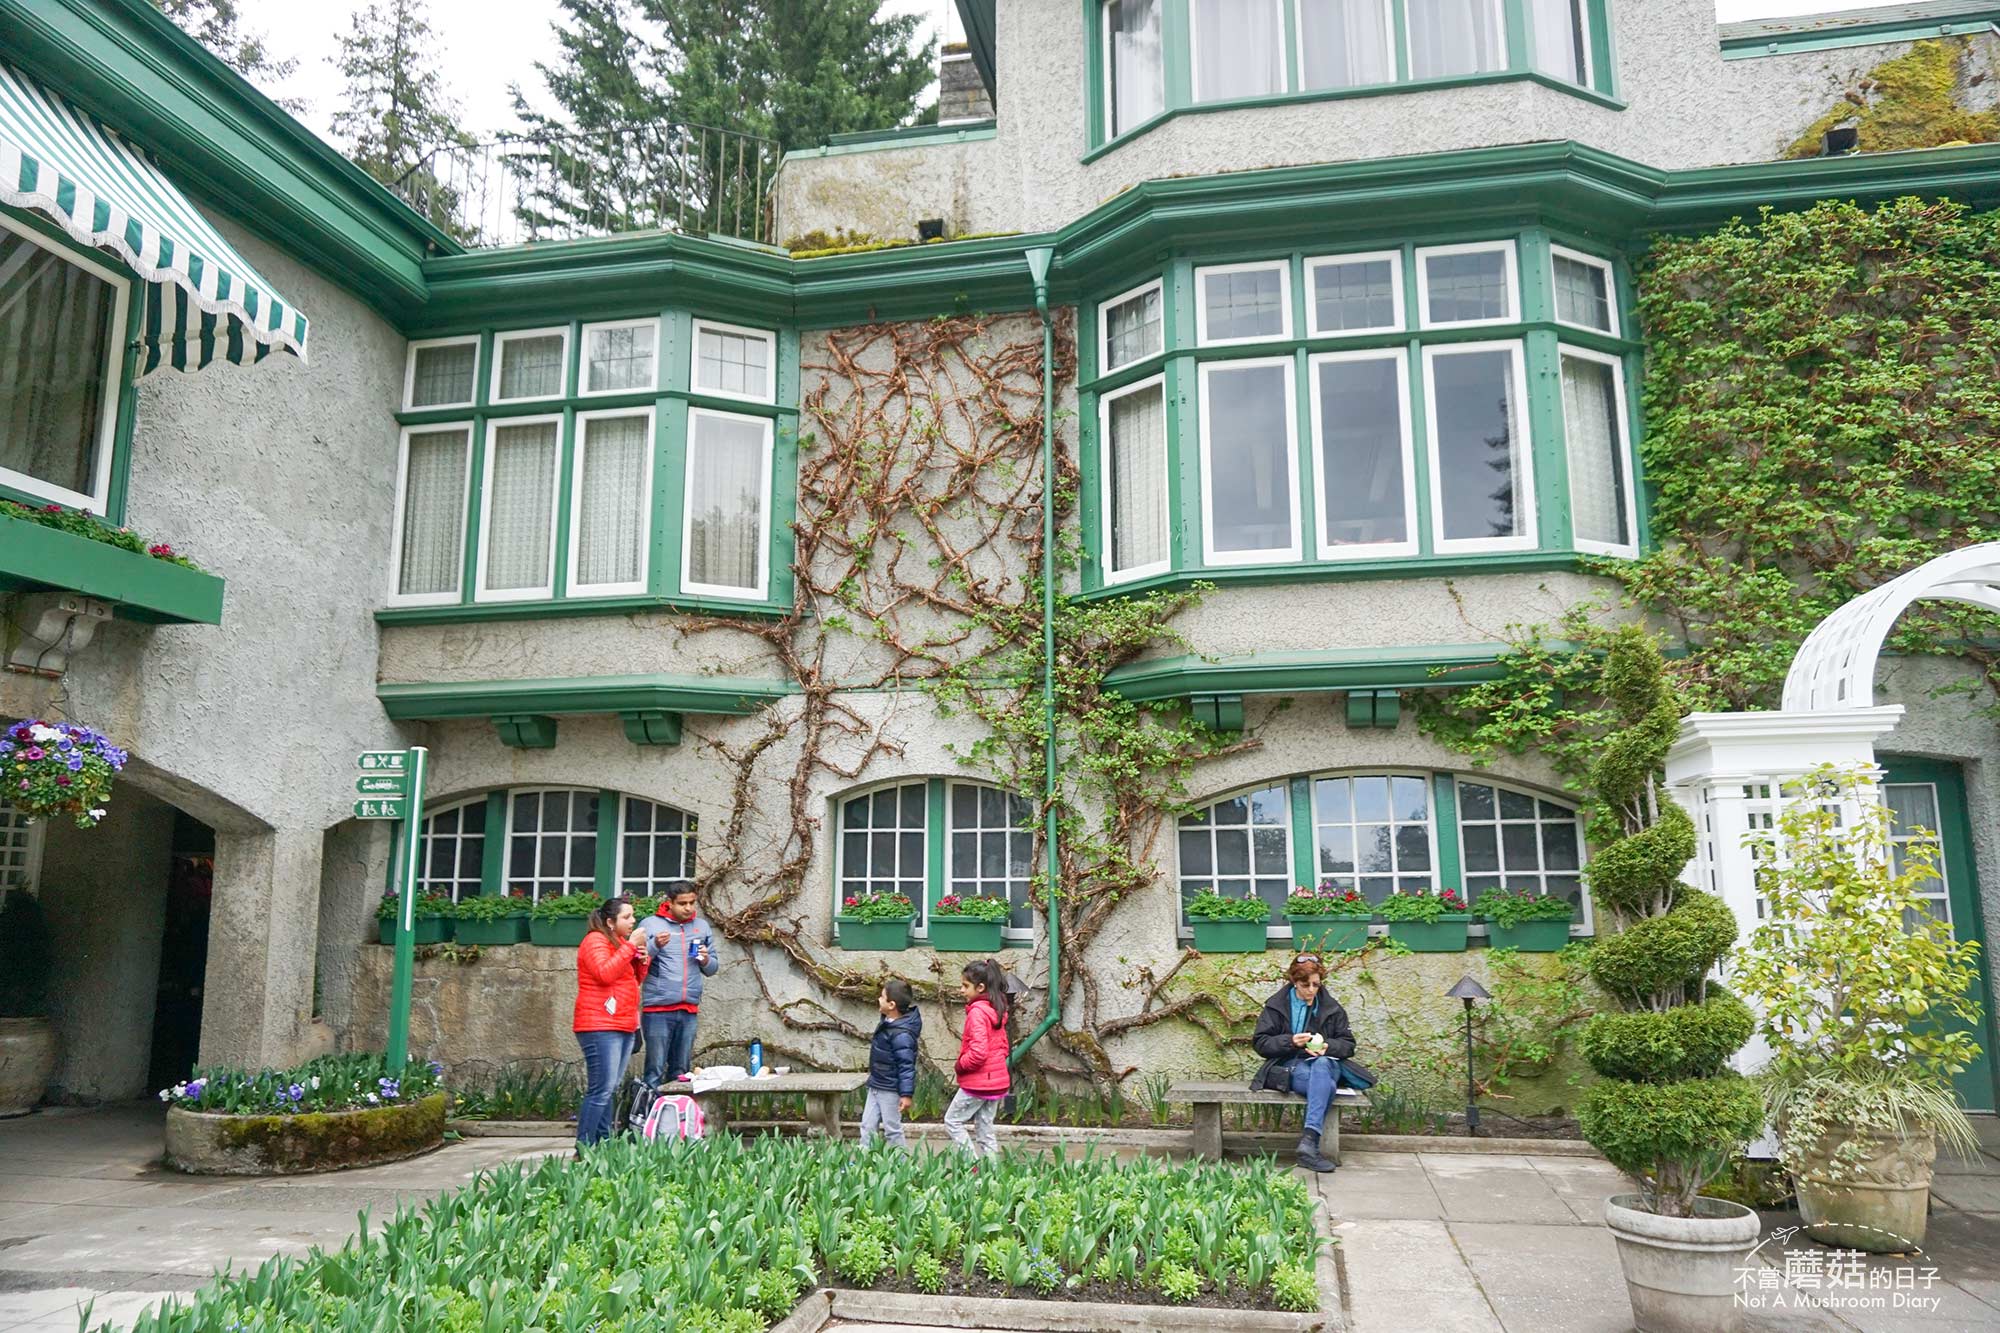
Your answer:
[1249,953,1356,1174]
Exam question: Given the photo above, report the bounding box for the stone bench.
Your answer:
[1167,1080,1370,1163]
[688,1071,870,1138]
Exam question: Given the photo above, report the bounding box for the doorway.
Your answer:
[146,811,212,1091]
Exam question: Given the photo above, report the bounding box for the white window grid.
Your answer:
[1885,782,1952,928]
[1306,348,1418,558]
[1304,250,1404,337]
[1456,778,1590,933]
[386,423,473,607]
[1420,338,1538,553]
[1101,277,1165,372]
[504,788,599,902]
[0,800,42,895]
[579,318,661,396]
[475,414,565,603]
[1177,782,1292,934]
[403,336,480,411]
[565,407,656,596]
[1415,241,1519,329]
[417,797,488,901]
[1197,355,1303,565]
[837,781,930,932]
[1195,260,1293,346]
[1549,245,1618,335]
[1099,372,1172,584]
[691,318,777,404]
[618,796,700,897]
[947,781,1037,939]
[679,407,775,601]
[1313,773,1438,907]
[489,326,571,403]
[1558,343,1637,557]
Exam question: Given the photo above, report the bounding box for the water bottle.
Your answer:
[748,1039,763,1077]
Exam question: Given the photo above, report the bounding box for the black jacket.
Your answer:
[1249,984,1358,1092]
[868,1008,922,1096]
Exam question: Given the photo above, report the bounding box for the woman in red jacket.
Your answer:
[944,958,1011,1158]
[573,896,649,1149]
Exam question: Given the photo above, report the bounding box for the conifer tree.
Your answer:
[329,0,472,198]
[150,0,304,111]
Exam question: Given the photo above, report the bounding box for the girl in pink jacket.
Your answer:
[944,958,1012,1157]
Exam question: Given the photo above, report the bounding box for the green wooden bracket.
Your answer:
[1191,693,1244,733]
[493,714,559,749]
[1344,690,1402,729]
[620,709,683,746]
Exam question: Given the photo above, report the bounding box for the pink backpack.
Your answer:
[641,1093,706,1142]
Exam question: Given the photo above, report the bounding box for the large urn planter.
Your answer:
[165,1092,447,1175]
[1604,1194,1762,1333]
[0,1018,55,1117]
[1388,913,1472,952]
[1286,917,1371,951]
[1793,1127,1938,1252]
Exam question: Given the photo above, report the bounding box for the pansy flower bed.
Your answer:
[0,720,127,827]
[159,1053,443,1116]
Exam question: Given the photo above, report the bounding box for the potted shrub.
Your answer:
[529,892,602,947]
[1185,889,1271,953]
[1574,630,1764,1333]
[1376,887,1471,952]
[930,893,1010,952]
[836,890,917,951]
[1733,765,1984,1253]
[0,890,55,1117]
[376,891,455,945]
[0,719,127,827]
[1283,882,1373,951]
[1475,887,1576,951]
[452,889,531,946]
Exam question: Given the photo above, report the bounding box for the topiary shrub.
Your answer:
[1581,987,1754,1084]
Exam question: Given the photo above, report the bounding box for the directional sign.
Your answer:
[353,798,406,820]
[357,750,408,773]
[356,774,408,797]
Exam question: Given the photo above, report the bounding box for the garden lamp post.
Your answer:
[1446,975,1489,1137]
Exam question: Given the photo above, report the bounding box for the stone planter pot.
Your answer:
[1487,920,1572,952]
[1794,1125,1938,1252]
[165,1092,447,1175]
[0,1017,55,1118]
[1286,917,1371,951]
[836,916,914,951]
[928,918,1004,952]
[1387,914,1471,952]
[529,917,591,948]
[1604,1193,1761,1333]
[377,917,452,945]
[453,917,530,946]
[1189,919,1270,953]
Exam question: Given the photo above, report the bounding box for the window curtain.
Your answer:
[686,413,767,591]
[498,334,564,399]
[586,326,654,393]
[574,414,649,587]
[1529,0,1587,84]
[1407,0,1506,79]
[1298,0,1392,89]
[1107,0,1166,135]
[1560,355,1627,547]
[0,229,114,497]
[485,422,558,590]
[411,342,475,407]
[1108,383,1167,574]
[398,429,469,596]
[1190,0,1285,101]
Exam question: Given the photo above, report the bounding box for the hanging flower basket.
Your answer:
[0,720,127,828]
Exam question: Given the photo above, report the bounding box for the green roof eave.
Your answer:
[377,673,796,722]
[954,0,997,99]
[0,513,224,625]
[1103,643,1581,703]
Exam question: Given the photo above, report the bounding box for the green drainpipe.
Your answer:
[1012,246,1061,1069]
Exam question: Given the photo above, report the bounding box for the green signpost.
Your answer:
[356,746,427,1067]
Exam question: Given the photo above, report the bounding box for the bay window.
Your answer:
[1297,0,1394,91]
[1550,246,1617,334]
[477,417,562,600]
[1197,261,1290,344]
[1102,279,1164,371]
[568,410,653,594]
[693,320,775,403]
[1559,347,1634,555]
[581,319,659,395]
[1306,251,1401,336]
[492,327,569,403]
[391,426,473,604]
[1529,0,1592,86]
[1312,773,1434,902]
[1105,0,1167,136]
[1190,0,1286,102]
[1406,0,1507,80]
[1199,358,1300,563]
[405,337,478,411]
[1309,351,1414,554]
[1417,242,1517,327]
[682,409,773,599]
[1424,343,1533,551]
[1101,375,1171,581]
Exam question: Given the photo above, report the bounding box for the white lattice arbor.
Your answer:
[1783,544,2000,712]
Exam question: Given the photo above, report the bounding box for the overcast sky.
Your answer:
[248,0,1881,142]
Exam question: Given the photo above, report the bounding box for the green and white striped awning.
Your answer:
[0,60,309,373]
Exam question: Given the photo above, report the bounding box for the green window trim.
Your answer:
[831,776,1039,946]
[1082,0,1621,160]
[411,785,700,904]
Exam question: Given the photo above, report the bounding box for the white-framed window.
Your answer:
[1199,356,1301,564]
[1406,0,1507,79]
[1104,0,1167,137]
[1177,783,1292,931]
[1296,0,1395,91]
[0,799,43,895]
[618,796,699,897]
[691,319,776,404]
[1415,241,1518,328]
[1196,260,1292,345]
[1189,0,1286,103]
[504,788,599,901]
[1312,773,1436,904]
[0,212,128,513]
[1884,782,1952,928]
[681,408,774,599]
[1100,373,1171,583]
[580,318,660,396]
[403,336,480,411]
[417,797,488,901]
[475,415,563,601]
[1558,345,1635,556]
[1422,340,1536,552]
[1529,0,1592,87]
[947,782,1038,938]
[1550,245,1617,335]
[388,425,473,606]
[490,326,570,403]
[1456,778,1588,930]
[1308,350,1416,555]
[1101,278,1164,372]
[837,781,930,930]
[1305,250,1403,336]
[567,408,654,595]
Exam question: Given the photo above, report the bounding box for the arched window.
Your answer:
[618,796,699,896]
[416,796,487,901]
[1454,778,1584,913]
[947,781,1037,932]
[1311,772,1435,903]
[839,781,930,923]
[1177,782,1291,928]
[835,778,1038,940]
[504,788,599,901]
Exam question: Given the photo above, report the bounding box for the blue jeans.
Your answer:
[1281,1056,1341,1135]
[642,1009,699,1086]
[575,1029,636,1146]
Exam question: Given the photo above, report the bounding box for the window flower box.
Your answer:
[1474,887,1575,951]
[1378,888,1472,952]
[1285,883,1373,950]
[929,894,1009,952]
[1488,920,1572,951]
[528,892,601,947]
[375,892,454,945]
[837,891,917,951]
[1187,889,1273,953]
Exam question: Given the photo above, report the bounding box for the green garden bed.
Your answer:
[103,1136,1324,1330]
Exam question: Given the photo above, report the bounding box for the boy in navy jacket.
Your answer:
[862,978,921,1148]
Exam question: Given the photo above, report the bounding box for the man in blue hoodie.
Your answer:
[635,882,720,1086]
[861,978,921,1148]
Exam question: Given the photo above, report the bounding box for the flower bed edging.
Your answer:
[165,1092,446,1175]
[821,1286,1330,1331]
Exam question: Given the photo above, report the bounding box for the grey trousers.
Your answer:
[944,1089,1000,1157]
[859,1086,907,1147]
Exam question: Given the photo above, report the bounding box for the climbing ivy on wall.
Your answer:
[1785,38,2000,158]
